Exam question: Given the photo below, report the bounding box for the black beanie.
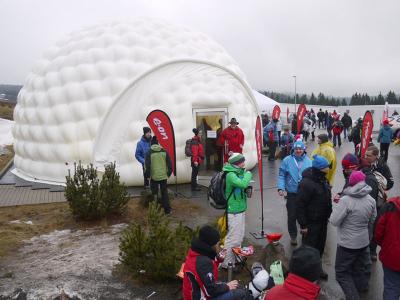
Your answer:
[317,133,329,143]
[192,128,199,136]
[143,127,151,135]
[151,136,158,145]
[199,225,220,246]
[289,246,322,282]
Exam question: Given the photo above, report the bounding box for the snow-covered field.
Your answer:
[0,118,13,146]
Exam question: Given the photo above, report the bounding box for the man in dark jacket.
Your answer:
[182,225,246,300]
[144,136,172,214]
[374,197,400,300]
[296,155,332,279]
[341,113,352,140]
[365,145,394,190]
[135,127,152,188]
[317,109,325,129]
[349,118,362,153]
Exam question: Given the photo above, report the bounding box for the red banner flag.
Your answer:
[272,105,281,120]
[255,115,264,235]
[296,104,307,134]
[287,107,289,123]
[360,111,374,158]
[146,110,177,176]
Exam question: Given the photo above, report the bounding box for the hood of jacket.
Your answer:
[302,167,326,182]
[150,144,162,152]
[223,163,245,175]
[319,141,334,149]
[383,125,392,131]
[389,196,400,211]
[141,136,151,143]
[343,181,372,198]
[284,273,320,300]
[190,237,217,260]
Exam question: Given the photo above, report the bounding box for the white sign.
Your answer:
[207,130,217,138]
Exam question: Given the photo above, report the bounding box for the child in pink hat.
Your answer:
[348,171,366,186]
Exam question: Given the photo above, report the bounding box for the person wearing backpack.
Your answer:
[144,136,173,215]
[135,126,152,189]
[377,119,393,162]
[277,140,312,246]
[349,118,363,153]
[264,119,279,161]
[220,153,253,269]
[332,119,343,147]
[190,128,204,191]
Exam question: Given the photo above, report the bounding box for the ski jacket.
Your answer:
[265,273,320,300]
[332,123,343,135]
[144,144,172,181]
[183,238,229,300]
[311,141,337,186]
[263,122,279,142]
[341,115,352,128]
[296,168,332,228]
[349,125,362,144]
[191,136,204,165]
[374,197,400,272]
[377,125,393,144]
[371,158,394,190]
[135,136,151,165]
[317,111,324,121]
[217,127,244,154]
[330,182,377,249]
[223,164,252,214]
[278,153,312,193]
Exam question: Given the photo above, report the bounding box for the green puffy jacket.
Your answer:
[144,144,172,181]
[223,164,253,214]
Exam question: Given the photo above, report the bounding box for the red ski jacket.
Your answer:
[217,127,244,162]
[374,197,400,271]
[265,273,320,300]
[191,136,204,165]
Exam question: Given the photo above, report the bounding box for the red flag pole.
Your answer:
[146,110,178,194]
[250,115,265,239]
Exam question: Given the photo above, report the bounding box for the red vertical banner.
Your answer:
[286,107,289,123]
[272,105,281,120]
[296,104,307,134]
[255,115,264,234]
[382,101,389,124]
[360,111,374,158]
[146,110,176,176]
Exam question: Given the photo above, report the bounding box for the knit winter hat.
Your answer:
[349,171,366,186]
[199,225,220,246]
[290,246,322,282]
[293,140,306,150]
[317,133,329,143]
[143,127,151,135]
[342,153,359,170]
[228,153,245,166]
[383,119,389,125]
[312,155,329,170]
[192,128,199,135]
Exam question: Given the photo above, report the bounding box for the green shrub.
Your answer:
[65,162,129,220]
[119,201,197,282]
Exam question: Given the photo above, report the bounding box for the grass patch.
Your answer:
[0,197,200,259]
[0,145,14,172]
[0,103,15,120]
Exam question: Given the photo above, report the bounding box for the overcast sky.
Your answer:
[1,0,399,97]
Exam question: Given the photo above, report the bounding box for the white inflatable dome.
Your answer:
[13,18,260,185]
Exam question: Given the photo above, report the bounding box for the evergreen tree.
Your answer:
[309,93,317,105]
[317,93,326,105]
[386,91,397,104]
[376,93,385,105]
[341,98,347,106]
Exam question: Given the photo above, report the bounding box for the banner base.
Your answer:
[250,230,265,240]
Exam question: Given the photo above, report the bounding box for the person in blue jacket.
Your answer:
[377,119,393,162]
[135,127,152,188]
[277,140,312,245]
[264,119,279,161]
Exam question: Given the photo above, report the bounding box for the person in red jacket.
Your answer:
[217,118,245,163]
[374,197,400,299]
[190,128,204,191]
[332,119,343,147]
[182,225,246,300]
[265,246,322,300]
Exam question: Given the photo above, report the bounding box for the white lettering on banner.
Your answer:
[152,117,168,140]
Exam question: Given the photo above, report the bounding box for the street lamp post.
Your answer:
[293,75,297,113]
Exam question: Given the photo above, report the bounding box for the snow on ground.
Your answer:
[0,224,150,300]
[0,118,13,146]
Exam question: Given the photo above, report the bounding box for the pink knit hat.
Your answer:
[349,171,366,186]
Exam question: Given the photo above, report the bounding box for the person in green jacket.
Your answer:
[144,136,173,215]
[221,153,253,269]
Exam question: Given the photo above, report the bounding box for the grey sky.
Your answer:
[1,0,399,97]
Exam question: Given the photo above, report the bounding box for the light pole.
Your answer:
[292,75,297,113]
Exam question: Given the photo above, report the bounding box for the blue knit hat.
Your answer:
[293,140,306,150]
[312,155,329,170]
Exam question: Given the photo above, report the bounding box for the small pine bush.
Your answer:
[65,162,129,220]
[119,202,197,282]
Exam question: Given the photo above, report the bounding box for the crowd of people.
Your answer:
[134,109,399,300]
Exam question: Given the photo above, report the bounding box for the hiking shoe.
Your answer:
[290,238,298,246]
[371,254,377,262]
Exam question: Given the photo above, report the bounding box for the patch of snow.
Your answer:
[0,118,13,146]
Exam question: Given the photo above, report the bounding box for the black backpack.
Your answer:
[185,139,195,157]
[208,171,234,209]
